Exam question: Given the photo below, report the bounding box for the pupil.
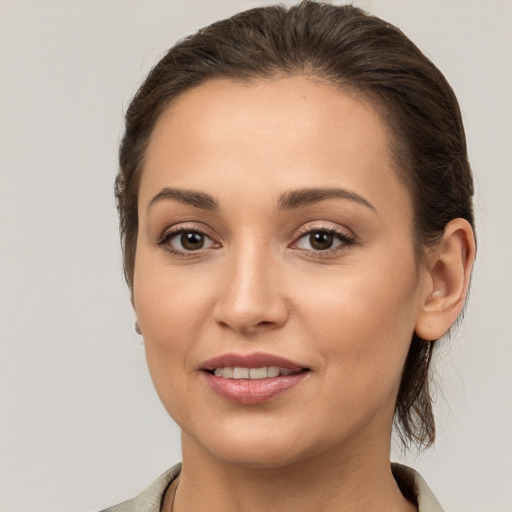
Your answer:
[181,232,204,250]
[310,231,333,250]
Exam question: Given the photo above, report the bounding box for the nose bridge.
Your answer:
[214,235,287,333]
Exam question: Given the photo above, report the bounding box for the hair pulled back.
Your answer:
[116,0,475,449]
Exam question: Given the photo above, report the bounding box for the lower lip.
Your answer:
[203,372,308,404]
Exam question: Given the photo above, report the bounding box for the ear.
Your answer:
[415,218,476,341]
[130,293,142,334]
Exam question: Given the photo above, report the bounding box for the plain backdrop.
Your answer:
[0,1,511,511]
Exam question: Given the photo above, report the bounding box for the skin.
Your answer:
[133,76,475,512]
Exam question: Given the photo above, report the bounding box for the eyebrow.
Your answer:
[148,188,219,211]
[278,187,376,212]
[148,186,376,213]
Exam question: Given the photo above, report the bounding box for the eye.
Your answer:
[293,229,353,252]
[163,229,217,253]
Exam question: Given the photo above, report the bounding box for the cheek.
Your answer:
[297,258,421,386]
[135,247,213,336]
[133,253,213,396]
[295,276,419,441]
[136,281,209,423]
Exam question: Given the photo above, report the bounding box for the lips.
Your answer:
[201,352,306,371]
[201,352,309,404]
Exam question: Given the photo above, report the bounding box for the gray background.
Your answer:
[0,1,510,511]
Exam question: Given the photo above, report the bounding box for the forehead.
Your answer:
[140,76,411,217]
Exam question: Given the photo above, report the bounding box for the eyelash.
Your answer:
[157,224,218,257]
[156,224,355,257]
[291,225,355,255]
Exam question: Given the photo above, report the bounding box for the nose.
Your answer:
[213,243,289,334]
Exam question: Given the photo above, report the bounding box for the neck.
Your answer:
[171,431,416,512]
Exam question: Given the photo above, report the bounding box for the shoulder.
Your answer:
[99,463,182,512]
[392,463,444,512]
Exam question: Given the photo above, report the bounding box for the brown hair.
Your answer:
[116,0,474,448]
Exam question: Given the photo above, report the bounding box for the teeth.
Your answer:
[212,367,301,379]
[233,367,249,379]
[267,366,280,378]
[222,367,234,378]
[249,367,268,379]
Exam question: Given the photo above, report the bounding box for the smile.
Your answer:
[201,352,310,404]
[212,367,302,379]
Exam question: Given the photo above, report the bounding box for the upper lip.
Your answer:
[201,352,307,371]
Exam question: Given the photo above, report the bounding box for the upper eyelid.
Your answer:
[159,222,217,242]
[289,223,356,254]
[156,221,354,248]
[159,222,349,236]
[157,225,220,255]
[292,221,354,239]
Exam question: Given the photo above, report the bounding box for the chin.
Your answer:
[181,414,351,471]
[203,438,311,470]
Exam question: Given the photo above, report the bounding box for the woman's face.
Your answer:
[134,76,431,468]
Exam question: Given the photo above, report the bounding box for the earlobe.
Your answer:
[131,294,142,335]
[415,218,476,341]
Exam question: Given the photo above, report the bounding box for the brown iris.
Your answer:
[180,232,205,250]
[309,231,335,250]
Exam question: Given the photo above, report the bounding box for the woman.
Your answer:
[103,2,475,510]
